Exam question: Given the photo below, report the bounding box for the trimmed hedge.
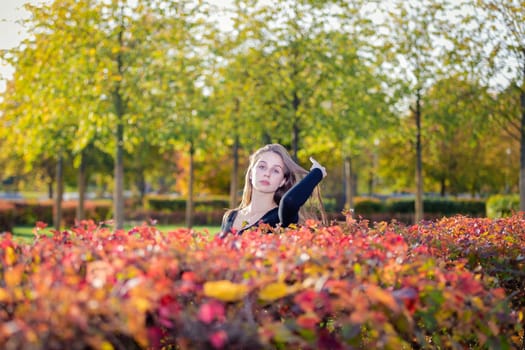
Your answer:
[145,195,229,212]
[352,197,486,221]
[0,199,112,229]
[353,197,383,214]
[0,195,490,229]
[486,194,520,218]
[126,208,224,226]
[0,201,15,233]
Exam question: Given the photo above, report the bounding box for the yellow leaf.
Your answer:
[471,296,484,309]
[131,297,150,313]
[203,280,248,302]
[100,341,114,350]
[304,264,323,276]
[5,246,16,266]
[259,282,289,301]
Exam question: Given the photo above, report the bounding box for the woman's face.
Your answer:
[250,151,286,195]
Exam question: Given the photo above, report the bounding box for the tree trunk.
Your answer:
[291,91,300,161]
[136,167,146,204]
[440,177,446,197]
[344,155,354,211]
[48,181,53,200]
[415,88,424,222]
[46,162,55,199]
[230,136,240,208]
[519,54,525,211]
[77,151,86,222]
[186,142,195,228]
[113,22,125,230]
[54,155,64,231]
[114,118,124,229]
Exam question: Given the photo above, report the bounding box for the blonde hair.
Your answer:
[235,144,327,225]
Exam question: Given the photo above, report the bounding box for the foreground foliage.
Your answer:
[0,214,524,349]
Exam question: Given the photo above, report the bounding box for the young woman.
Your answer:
[219,144,327,236]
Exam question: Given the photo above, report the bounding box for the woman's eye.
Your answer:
[273,168,281,174]
[257,164,266,170]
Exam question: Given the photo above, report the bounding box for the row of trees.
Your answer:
[0,0,523,229]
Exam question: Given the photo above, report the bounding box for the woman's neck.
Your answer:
[247,192,277,213]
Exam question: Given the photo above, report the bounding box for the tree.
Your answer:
[423,75,501,195]
[209,0,274,208]
[253,0,352,158]
[0,0,94,230]
[474,0,525,210]
[384,0,471,222]
[144,0,215,228]
[312,29,395,210]
[1,0,214,229]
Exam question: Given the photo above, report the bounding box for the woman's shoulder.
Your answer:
[223,209,238,223]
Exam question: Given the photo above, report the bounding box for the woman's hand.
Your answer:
[309,157,327,178]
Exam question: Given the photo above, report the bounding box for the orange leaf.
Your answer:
[365,284,399,313]
[0,288,10,302]
[4,264,24,288]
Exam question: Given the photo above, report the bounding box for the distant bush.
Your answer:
[354,197,383,214]
[321,197,338,213]
[0,201,15,232]
[13,200,53,226]
[486,194,520,218]
[347,197,486,224]
[145,195,229,212]
[384,197,485,216]
[0,199,111,227]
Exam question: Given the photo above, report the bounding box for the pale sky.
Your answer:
[0,0,50,90]
[0,0,35,51]
[0,0,232,91]
[0,0,512,93]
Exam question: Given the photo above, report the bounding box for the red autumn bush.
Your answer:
[0,216,523,349]
[402,214,525,313]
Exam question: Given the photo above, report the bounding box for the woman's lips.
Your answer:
[259,180,270,186]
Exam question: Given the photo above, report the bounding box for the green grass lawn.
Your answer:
[11,224,221,243]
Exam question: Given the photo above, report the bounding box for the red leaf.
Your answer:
[147,326,164,350]
[392,287,419,313]
[296,313,320,329]
[294,289,317,312]
[209,330,227,349]
[198,300,225,324]
[35,221,48,229]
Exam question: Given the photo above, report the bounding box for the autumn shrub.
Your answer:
[401,213,525,326]
[0,216,523,350]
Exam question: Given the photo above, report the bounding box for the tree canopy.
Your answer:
[0,0,521,225]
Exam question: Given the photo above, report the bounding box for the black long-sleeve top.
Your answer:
[220,168,323,235]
